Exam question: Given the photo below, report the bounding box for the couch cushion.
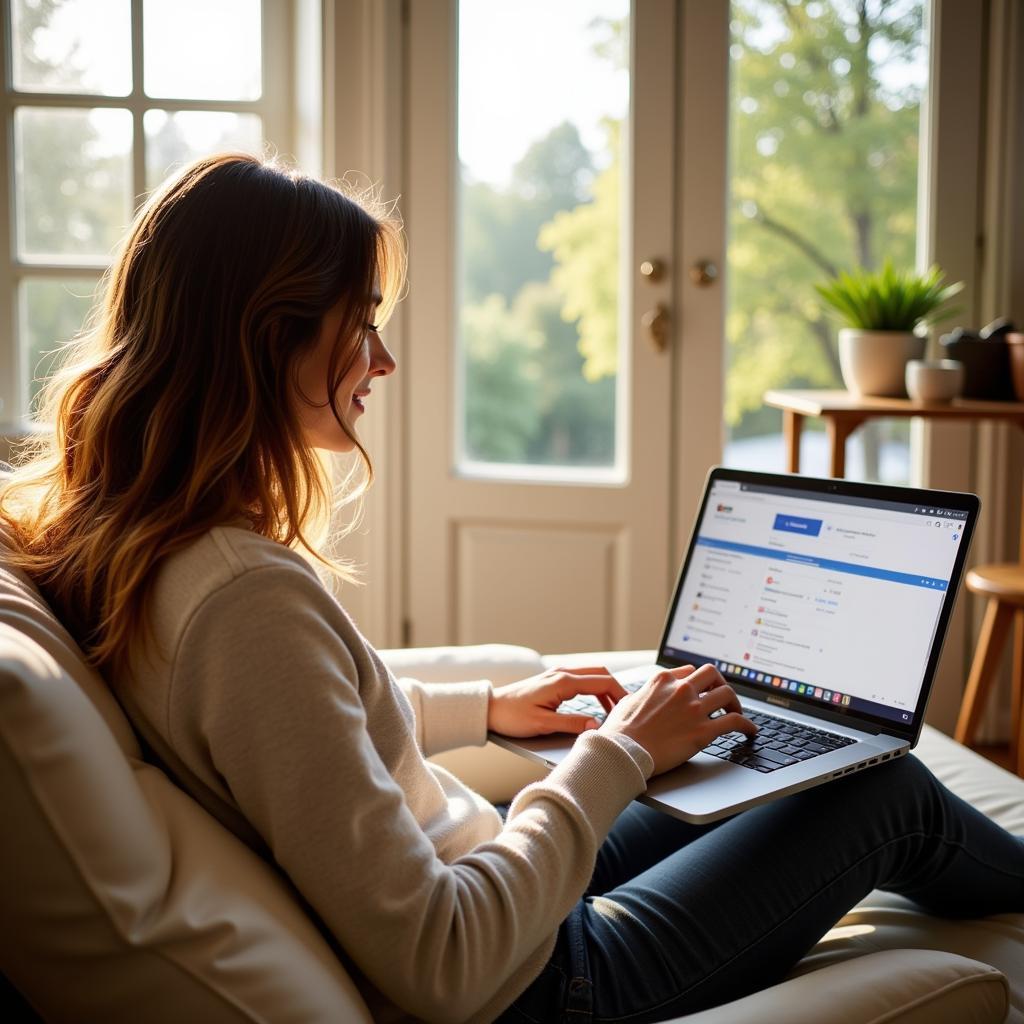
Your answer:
[674,949,1008,1024]
[380,642,546,686]
[0,528,139,755]
[0,619,372,1021]
[913,723,1024,835]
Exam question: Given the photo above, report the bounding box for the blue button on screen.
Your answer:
[773,514,823,537]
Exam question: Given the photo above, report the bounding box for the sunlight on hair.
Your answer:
[0,153,406,671]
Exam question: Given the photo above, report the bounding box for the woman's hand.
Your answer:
[601,664,758,775]
[487,666,630,737]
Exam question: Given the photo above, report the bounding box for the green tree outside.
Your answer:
[461,1,924,481]
[725,0,923,475]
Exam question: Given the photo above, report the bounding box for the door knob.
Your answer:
[641,302,670,353]
[640,258,666,283]
[690,260,718,287]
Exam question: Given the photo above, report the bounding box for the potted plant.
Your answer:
[815,260,963,397]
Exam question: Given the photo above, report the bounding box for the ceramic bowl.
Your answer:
[905,359,965,403]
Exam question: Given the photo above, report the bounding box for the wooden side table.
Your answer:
[763,389,1024,477]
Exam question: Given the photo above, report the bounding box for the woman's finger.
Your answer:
[699,683,745,718]
[710,710,758,739]
[547,713,600,735]
[652,665,697,687]
[556,672,629,702]
[688,663,729,691]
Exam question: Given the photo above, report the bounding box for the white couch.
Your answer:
[1,547,1022,1023]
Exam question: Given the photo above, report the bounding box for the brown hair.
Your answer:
[0,153,405,670]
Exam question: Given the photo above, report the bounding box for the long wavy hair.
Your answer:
[0,153,405,671]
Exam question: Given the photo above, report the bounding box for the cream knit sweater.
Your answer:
[112,526,654,1024]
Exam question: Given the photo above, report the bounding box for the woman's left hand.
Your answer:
[486,666,629,737]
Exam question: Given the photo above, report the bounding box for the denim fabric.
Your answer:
[496,754,1024,1024]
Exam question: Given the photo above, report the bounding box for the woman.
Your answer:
[1,154,1021,1024]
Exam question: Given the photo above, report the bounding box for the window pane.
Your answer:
[456,0,629,472]
[723,0,928,483]
[12,0,132,96]
[143,0,261,100]
[19,278,97,417]
[15,106,133,261]
[145,110,263,189]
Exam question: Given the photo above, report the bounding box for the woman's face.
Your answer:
[296,287,396,452]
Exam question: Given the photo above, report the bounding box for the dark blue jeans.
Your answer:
[496,754,1024,1024]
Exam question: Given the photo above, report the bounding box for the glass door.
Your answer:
[456,0,628,479]
[405,0,678,652]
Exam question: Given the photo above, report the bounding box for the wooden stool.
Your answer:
[953,564,1024,777]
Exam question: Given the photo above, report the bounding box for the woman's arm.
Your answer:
[396,676,492,756]
[168,562,650,1024]
[396,666,637,758]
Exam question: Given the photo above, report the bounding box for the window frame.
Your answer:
[0,0,292,430]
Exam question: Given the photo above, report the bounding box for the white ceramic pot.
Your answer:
[905,359,965,402]
[838,329,926,397]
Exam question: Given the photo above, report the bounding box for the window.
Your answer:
[0,0,290,426]
[455,0,630,478]
[722,0,929,483]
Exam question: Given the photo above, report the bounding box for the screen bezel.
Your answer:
[656,466,980,744]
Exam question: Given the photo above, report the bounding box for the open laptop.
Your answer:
[489,467,979,823]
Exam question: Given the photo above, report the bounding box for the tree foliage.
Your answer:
[524,0,924,452]
[726,0,924,431]
[538,121,621,383]
[459,120,615,464]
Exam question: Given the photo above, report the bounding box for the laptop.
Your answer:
[489,467,980,823]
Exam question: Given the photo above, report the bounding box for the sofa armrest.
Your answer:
[663,950,1007,1024]
[377,644,545,687]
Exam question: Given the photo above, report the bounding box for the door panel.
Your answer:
[405,0,678,652]
[454,522,624,651]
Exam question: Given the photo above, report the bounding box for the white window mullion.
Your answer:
[0,6,16,433]
[262,0,294,161]
[131,0,146,208]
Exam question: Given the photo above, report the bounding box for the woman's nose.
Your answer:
[371,333,397,377]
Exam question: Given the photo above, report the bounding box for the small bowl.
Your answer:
[1007,333,1024,402]
[905,359,965,403]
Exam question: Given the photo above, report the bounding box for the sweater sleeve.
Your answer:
[168,563,648,1024]
[396,677,492,756]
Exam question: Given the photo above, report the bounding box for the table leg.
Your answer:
[1013,609,1023,777]
[783,411,802,474]
[825,418,848,478]
[954,598,1014,747]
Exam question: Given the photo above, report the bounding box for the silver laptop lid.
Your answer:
[657,468,979,744]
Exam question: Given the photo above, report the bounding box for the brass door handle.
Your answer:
[641,302,670,353]
[690,260,718,287]
[640,258,666,283]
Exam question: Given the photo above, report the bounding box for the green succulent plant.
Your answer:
[815,259,963,332]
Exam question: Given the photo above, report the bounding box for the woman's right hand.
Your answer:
[600,664,758,775]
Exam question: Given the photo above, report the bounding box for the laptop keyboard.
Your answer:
[558,691,856,773]
[704,711,856,772]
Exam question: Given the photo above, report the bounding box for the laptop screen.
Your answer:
[660,474,974,729]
